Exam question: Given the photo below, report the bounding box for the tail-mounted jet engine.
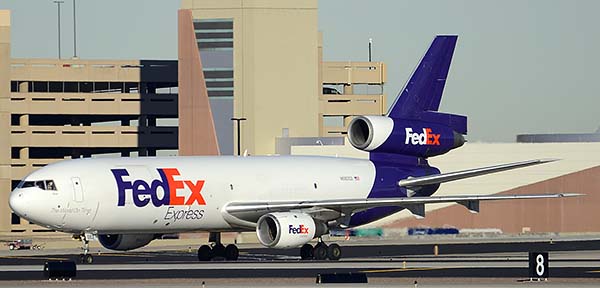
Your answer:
[347,115,465,157]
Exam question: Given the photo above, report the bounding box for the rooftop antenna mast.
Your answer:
[72,0,77,58]
[53,0,64,59]
[368,38,372,62]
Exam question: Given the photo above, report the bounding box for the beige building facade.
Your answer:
[1,9,180,233]
[181,0,321,156]
[1,2,388,234]
[180,0,386,155]
[1,10,11,232]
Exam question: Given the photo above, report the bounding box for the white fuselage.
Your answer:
[9,156,376,234]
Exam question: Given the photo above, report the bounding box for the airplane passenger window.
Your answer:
[46,180,57,191]
[35,181,46,190]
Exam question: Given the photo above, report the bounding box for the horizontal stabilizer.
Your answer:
[458,200,480,213]
[406,204,425,219]
[415,111,467,135]
[397,159,558,188]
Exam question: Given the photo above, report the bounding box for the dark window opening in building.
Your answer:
[11,147,20,159]
[11,114,20,126]
[64,82,79,92]
[194,20,233,30]
[80,82,93,93]
[11,213,20,225]
[125,82,139,93]
[11,180,21,190]
[94,82,109,92]
[206,81,233,88]
[109,82,124,93]
[33,81,48,92]
[11,81,18,92]
[49,81,63,93]
[203,71,233,79]
[207,90,233,97]
[145,82,157,94]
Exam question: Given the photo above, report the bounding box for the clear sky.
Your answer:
[2,0,598,142]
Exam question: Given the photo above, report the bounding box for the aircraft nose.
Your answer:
[9,189,28,218]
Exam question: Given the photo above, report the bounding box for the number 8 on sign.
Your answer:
[529,252,549,279]
[536,254,544,276]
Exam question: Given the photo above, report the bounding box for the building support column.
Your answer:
[19,114,28,126]
[0,10,12,232]
[19,148,28,160]
[343,84,353,95]
[18,81,28,93]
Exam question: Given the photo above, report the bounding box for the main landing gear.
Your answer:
[300,238,342,261]
[77,234,93,264]
[197,232,239,261]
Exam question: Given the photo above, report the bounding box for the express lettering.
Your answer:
[112,168,206,207]
[164,206,205,223]
[404,128,441,146]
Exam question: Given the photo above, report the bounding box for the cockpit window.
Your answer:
[20,181,35,188]
[46,180,57,191]
[35,181,46,190]
[18,180,57,190]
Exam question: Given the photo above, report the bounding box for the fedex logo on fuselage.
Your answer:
[405,128,441,146]
[289,224,310,235]
[111,168,206,207]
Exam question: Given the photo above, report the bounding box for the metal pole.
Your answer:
[236,122,241,155]
[231,117,247,156]
[368,38,372,62]
[72,0,77,58]
[54,1,64,59]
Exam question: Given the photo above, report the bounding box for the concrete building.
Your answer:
[319,60,386,137]
[1,10,180,233]
[179,0,386,155]
[1,10,11,233]
[1,1,388,234]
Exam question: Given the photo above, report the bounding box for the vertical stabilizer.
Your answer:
[387,36,458,117]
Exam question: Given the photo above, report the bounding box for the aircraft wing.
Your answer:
[397,159,558,188]
[222,192,581,227]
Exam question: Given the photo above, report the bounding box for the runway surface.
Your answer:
[1,238,600,282]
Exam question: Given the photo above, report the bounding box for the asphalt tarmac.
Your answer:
[0,238,600,283]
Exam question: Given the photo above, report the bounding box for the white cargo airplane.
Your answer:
[9,36,578,264]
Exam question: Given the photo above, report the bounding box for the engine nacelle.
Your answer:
[98,234,155,251]
[256,212,327,249]
[347,115,465,157]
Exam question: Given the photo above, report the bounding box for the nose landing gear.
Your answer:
[76,234,93,264]
[197,232,239,261]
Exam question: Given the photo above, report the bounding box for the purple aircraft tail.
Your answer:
[347,35,467,159]
[387,35,466,134]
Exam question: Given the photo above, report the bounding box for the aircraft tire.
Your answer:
[224,244,239,261]
[313,243,328,260]
[197,245,213,261]
[300,244,314,260]
[84,254,93,264]
[212,243,226,258]
[327,243,342,261]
